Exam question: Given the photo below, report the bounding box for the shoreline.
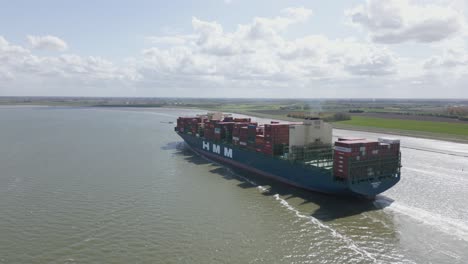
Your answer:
[3,104,468,144]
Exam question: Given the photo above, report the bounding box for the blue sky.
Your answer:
[1,1,362,57]
[0,0,467,97]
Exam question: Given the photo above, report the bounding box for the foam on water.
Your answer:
[272,194,378,263]
[194,145,416,263]
[231,173,267,192]
[374,197,468,242]
[214,158,380,262]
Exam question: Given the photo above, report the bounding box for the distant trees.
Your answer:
[332,112,351,121]
[287,111,351,122]
[446,106,468,117]
[287,112,318,119]
[443,106,468,121]
[349,109,364,113]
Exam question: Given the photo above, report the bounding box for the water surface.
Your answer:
[0,107,467,263]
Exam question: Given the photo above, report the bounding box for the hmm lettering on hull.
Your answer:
[202,141,233,159]
[224,147,233,158]
[213,144,221,154]
[202,141,210,151]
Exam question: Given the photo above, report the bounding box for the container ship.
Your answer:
[175,112,401,198]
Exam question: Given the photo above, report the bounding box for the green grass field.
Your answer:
[337,116,468,137]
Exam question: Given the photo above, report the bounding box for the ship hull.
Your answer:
[178,132,400,198]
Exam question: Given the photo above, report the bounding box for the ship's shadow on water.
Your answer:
[166,141,394,222]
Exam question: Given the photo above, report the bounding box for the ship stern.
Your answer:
[347,173,401,198]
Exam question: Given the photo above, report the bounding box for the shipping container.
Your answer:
[333,138,400,179]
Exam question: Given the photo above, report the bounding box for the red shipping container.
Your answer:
[255,135,265,144]
[234,118,251,122]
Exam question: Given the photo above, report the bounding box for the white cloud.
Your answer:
[425,53,468,68]
[4,7,363,97]
[246,7,313,40]
[0,35,138,95]
[347,0,466,44]
[27,35,68,51]
[2,5,468,97]
[423,37,468,81]
[282,7,313,22]
[0,36,31,81]
[136,8,399,94]
[343,47,397,76]
[146,35,196,46]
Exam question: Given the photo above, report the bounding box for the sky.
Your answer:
[0,0,467,98]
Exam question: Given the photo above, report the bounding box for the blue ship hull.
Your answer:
[178,132,400,198]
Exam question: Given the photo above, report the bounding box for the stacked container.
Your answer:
[203,120,218,140]
[333,138,400,179]
[213,123,222,142]
[234,118,251,122]
[176,117,201,134]
[197,122,205,137]
[214,122,235,142]
[263,123,290,155]
[255,135,265,152]
[333,139,377,178]
[232,123,249,145]
[247,124,257,149]
[239,126,248,147]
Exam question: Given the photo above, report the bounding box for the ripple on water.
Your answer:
[1,107,468,264]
